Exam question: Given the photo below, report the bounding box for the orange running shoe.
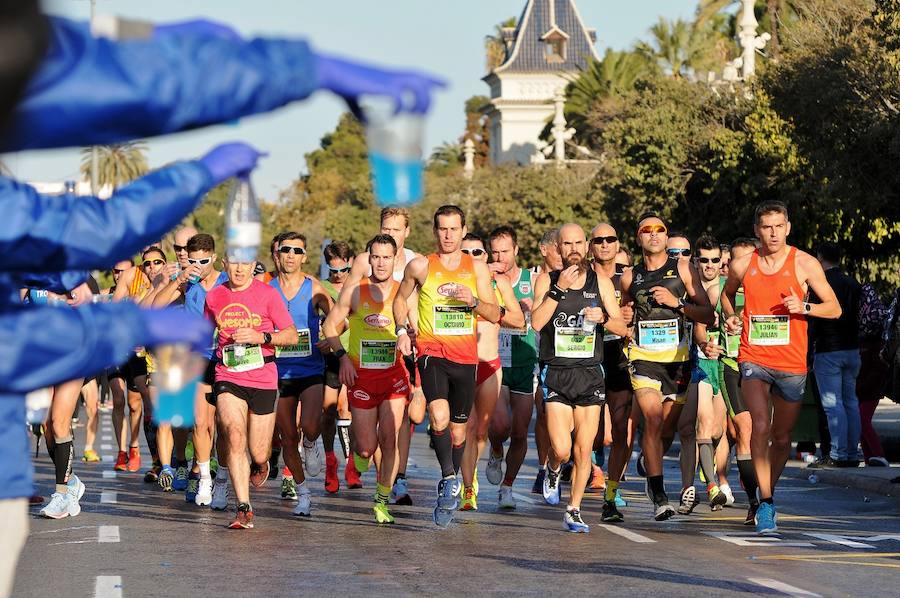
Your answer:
[126,447,141,472]
[227,503,254,529]
[324,452,339,494]
[344,455,363,489]
[113,451,128,471]
[589,464,606,490]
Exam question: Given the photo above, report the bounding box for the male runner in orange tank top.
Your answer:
[721,201,841,534]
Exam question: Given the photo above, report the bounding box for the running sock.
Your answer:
[451,440,466,474]
[760,496,774,505]
[502,474,516,487]
[54,439,74,489]
[605,480,620,502]
[737,454,759,502]
[374,483,390,506]
[698,440,717,488]
[431,428,455,478]
[198,460,211,480]
[648,474,666,502]
[47,442,56,463]
[337,419,352,460]
[395,472,406,481]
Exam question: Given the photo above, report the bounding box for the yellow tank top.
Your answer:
[416,253,478,365]
[349,279,401,371]
[129,268,151,302]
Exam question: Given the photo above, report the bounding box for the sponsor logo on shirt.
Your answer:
[364,313,391,328]
[217,303,262,330]
[353,390,371,402]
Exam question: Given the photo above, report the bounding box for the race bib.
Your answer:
[276,329,311,358]
[222,344,265,372]
[554,327,595,359]
[724,332,740,358]
[499,331,513,368]
[433,305,473,336]
[637,319,680,352]
[749,315,790,346]
[360,339,396,369]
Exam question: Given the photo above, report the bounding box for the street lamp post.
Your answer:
[738,0,771,80]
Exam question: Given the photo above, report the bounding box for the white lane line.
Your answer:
[598,524,657,543]
[98,525,120,543]
[747,578,822,598]
[803,533,874,549]
[100,491,117,504]
[102,470,117,479]
[101,435,112,441]
[94,576,123,598]
[101,455,113,463]
[704,531,815,548]
[512,492,537,505]
[100,443,113,451]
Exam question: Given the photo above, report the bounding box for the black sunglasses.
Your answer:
[278,246,306,255]
[667,248,692,257]
[591,235,618,245]
[112,268,127,275]
[173,244,188,252]
[328,265,351,273]
[697,257,721,264]
[461,248,486,257]
[142,259,165,268]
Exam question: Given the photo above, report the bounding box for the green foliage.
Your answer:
[79,141,148,191]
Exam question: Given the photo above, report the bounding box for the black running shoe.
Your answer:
[744,501,759,526]
[601,500,624,523]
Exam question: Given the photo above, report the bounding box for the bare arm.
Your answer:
[495,276,525,329]
[322,280,357,352]
[597,277,628,337]
[530,272,554,332]
[394,257,427,331]
[679,260,715,326]
[112,267,135,302]
[471,261,501,324]
[799,253,842,319]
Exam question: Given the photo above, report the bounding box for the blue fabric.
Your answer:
[2,17,317,151]
[0,396,31,501]
[270,277,324,378]
[813,349,863,461]
[185,271,229,358]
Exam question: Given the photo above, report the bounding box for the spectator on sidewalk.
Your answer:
[857,282,891,466]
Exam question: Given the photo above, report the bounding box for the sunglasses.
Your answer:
[638,224,667,235]
[667,248,692,257]
[461,248,486,257]
[173,244,188,252]
[187,257,213,266]
[142,259,165,268]
[591,235,618,245]
[328,265,351,274]
[697,257,721,264]
[720,261,730,268]
[112,268,127,275]
[278,246,306,255]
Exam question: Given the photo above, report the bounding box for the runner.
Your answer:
[393,205,501,527]
[486,225,538,510]
[205,255,299,529]
[458,233,524,511]
[532,223,627,532]
[322,234,411,523]
[269,232,332,517]
[722,201,841,534]
[620,214,714,521]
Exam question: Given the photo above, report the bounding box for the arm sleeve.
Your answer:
[2,16,318,151]
[0,161,213,271]
[0,302,149,393]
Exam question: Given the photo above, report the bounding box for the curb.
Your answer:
[790,467,900,499]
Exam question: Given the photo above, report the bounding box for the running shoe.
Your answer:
[486,451,504,485]
[173,465,189,491]
[143,462,160,483]
[560,460,574,483]
[40,493,72,519]
[345,455,363,489]
[460,486,478,511]
[677,486,698,515]
[113,451,128,472]
[227,503,254,530]
[281,476,297,500]
[195,478,213,507]
[614,488,627,508]
[127,447,142,473]
[249,462,270,488]
[636,452,647,477]
[352,452,371,474]
[472,467,480,497]
[720,483,735,506]
[542,467,561,506]
[373,502,395,524]
[433,477,458,528]
[754,502,778,535]
[210,478,229,511]
[708,485,727,511]
[744,501,759,526]
[302,438,323,477]
[324,452,339,494]
[82,449,100,463]
[65,475,85,518]
[601,500,624,523]
[185,472,200,503]
[268,447,281,479]
[498,485,516,510]
[532,468,545,494]
[564,507,590,533]
[653,500,676,521]
[868,456,890,467]
[589,464,606,490]
[391,477,412,506]
[158,466,175,492]
[293,487,312,517]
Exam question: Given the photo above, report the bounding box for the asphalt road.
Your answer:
[14,409,900,598]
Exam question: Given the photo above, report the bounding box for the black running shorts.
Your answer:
[417,355,476,424]
[213,381,278,415]
[541,365,606,408]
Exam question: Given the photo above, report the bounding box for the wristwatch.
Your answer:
[471,296,480,310]
[334,348,347,359]
[262,332,272,345]
[675,298,686,311]
[803,302,812,314]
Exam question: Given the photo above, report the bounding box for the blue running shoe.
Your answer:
[172,465,189,491]
[185,471,200,502]
[755,501,778,535]
[564,508,589,533]
[614,488,627,508]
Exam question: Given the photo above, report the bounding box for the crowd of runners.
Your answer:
[29,200,842,534]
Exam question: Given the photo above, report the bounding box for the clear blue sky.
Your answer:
[4,0,698,199]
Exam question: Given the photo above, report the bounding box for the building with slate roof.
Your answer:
[482,0,600,165]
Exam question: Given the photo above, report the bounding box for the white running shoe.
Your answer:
[66,474,85,517]
[542,467,561,506]
[498,484,516,510]
[302,438,323,477]
[293,488,312,517]
[720,483,735,506]
[40,493,72,519]
[210,478,229,511]
[391,477,409,504]
[195,478,213,506]
[486,452,504,486]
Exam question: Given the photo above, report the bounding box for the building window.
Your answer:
[544,33,566,63]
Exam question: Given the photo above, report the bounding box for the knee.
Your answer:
[644,414,664,434]
[751,419,771,440]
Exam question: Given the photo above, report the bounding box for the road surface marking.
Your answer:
[747,577,822,597]
[98,525,120,543]
[100,444,113,451]
[599,525,656,543]
[101,435,112,441]
[704,531,814,548]
[94,576,122,598]
[804,533,875,549]
[753,552,900,569]
[100,491,117,504]
[101,455,113,463]
[512,492,537,505]
[102,470,117,479]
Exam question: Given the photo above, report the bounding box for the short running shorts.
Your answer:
[719,361,747,416]
[278,375,325,398]
[541,365,606,408]
[348,368,411,410]
[417,355,476,424]
[324,354,341,390]
[629,359,691,404]
[212,381,278,415]
[739,361,806,403]
[698,358,721,395]
[502,363,536,395]
[476,357,502,387]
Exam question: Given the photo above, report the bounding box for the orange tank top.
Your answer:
[739,247,808,374]
[416,253,478,365]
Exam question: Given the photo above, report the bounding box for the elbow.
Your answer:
[831,305,843,320]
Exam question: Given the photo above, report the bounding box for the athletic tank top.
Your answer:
[416,253,478,365]
[394,248,416,282]
[697,278,722,361]
[627,256,690,363]
[739,247,808,375]
[322,279,351,348]
[128,268,151,302]
[269,276,325,378]
[539,269,604,368]
[185,271,229,359]
[601,265,628,366]
[719,276,743,370]
[500,268,537,368]
[348,279,403,374]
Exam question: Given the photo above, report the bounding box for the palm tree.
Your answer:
[485,17,517,72]
[429,141,462,167]
[637,17,722,79]
[79,141,149,191]
[697,0,799,58]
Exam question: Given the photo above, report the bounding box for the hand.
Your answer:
[620,301,634,324]
[65,282,93,307]
[452,284,476,308]
[155,19,242,41]
[701,340,724,359]
[397,333,412,357]
[519,297,533,313]
[583,307,606,323]
[142,309,215,352]
[339,355,357,388]
[231,327,262,344]
[557,265,580,291]
[782,293,805,315]
[724,314,742,334]
[488,262,506,275]
[162,263,180,282]
[650,286,680,309]
[313,52,446,118]
[316,339,332,352]
[199,142,267,185]
[181,264,201,284]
